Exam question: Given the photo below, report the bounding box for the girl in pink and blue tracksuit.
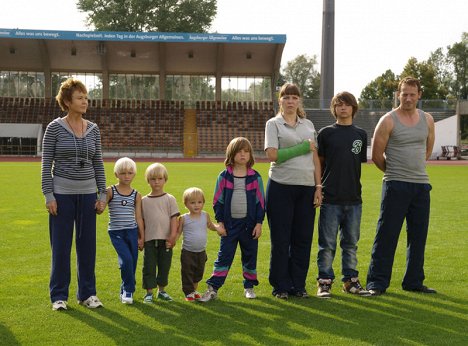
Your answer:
[199,137,265,301]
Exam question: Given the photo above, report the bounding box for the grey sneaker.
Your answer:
[317,279,332,298]
[244,288,256,299]
[157,291,173,301]
[198,285,217,302]
[343,278,371,296]
[52,300,68,311]
[143,292,153,303]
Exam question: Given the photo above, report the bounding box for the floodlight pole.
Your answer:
[320,0,335,109]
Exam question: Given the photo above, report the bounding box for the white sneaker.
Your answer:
[52,300,68,311]
[121,291,134,304]
[244,288,257,299]
[198,285,217,302]
[78,295,103,309]
[317,279,332,299]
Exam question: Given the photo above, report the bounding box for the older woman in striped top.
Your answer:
[41,78,107,311]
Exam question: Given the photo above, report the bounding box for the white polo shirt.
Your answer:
[264,114,317,186]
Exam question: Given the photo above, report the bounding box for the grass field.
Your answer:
[1,161,467,345]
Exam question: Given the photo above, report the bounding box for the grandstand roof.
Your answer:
[0,28,286,76]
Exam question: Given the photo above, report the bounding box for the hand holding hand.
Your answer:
[252,224,262,239]
[95,200,106,214]
[313,187,323,208]
[217,223,227,237]
[166,236,176,249]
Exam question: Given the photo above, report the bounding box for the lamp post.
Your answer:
[320,0,335,109]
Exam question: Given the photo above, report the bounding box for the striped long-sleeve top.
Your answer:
[41,117,107,203]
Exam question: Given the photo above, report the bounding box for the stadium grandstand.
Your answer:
[0,28,463,158]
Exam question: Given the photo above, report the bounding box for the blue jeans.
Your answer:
[366,181,431,291]
[317,203,362,282]
[109,228,139,294]
[49,193,97,302]
[266,179,317,295]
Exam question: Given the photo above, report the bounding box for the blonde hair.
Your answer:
[278,83,306,118]
[183,187,205,205]
[55,78,88,112]
[224,137,255,167]
[145,163,168,182]
[114,157,137,174]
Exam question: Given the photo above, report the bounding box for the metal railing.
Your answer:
[300,99,459,111]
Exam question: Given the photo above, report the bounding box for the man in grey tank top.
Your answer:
[366,77,436,296]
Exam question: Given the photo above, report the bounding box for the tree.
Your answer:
[249,78,272,101]
[275,73,287,89]
[359,69,398,107]
[400,57,446,99]
[427,48,452,98]
[446,33,468,99]
[282,54,321,99]
[77,0,217,33]
[360,33,467,102]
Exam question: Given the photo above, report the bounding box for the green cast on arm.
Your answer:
[276,140,311,164]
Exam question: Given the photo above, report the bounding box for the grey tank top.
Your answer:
[182,212,208,252]
[384,109,429,184]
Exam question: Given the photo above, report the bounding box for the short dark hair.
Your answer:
[398,77,421,93]
[330,91,359,118]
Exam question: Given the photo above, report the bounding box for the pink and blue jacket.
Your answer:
[213,166,265,229]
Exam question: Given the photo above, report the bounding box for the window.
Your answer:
[165,75,215,106]
[109,74,159,99]
[221,76,271,102]
[0,71,45,97]
[51,72,102,99]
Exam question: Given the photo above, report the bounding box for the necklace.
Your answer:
[65,116,87,168]
[65,117,85,138]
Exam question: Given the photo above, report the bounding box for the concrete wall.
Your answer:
[431,115,458,159]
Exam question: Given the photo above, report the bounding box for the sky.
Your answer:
[1,0,467,97]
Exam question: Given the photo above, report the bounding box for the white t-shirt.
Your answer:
[142,193,179,241]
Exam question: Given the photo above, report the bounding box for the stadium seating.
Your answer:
[196,101,274,154]
[0,97,184,155]
[0,97,457,157]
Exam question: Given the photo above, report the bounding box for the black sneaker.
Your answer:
[317,279,332,298]
[294,290,309,298]
[274,292,288,300]
[404,285,437,294]
[368,289,385,296]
